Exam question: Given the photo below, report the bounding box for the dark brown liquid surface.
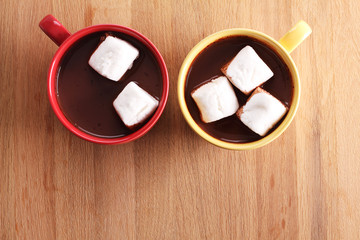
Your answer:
[57,32,162,138]
[185,36,293,143]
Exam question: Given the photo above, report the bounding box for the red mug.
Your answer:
[39,15,169,144]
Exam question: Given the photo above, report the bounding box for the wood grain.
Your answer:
[1,0,360,239]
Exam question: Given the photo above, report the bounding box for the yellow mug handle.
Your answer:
[278,20,312,53]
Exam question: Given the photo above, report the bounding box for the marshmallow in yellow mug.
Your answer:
[177,20,312,150]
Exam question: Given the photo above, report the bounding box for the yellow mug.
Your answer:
[178,21,312,150]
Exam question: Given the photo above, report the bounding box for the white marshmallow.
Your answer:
[237,88,287,136]
[191,76,239,123]
[222,45,273,95]
[89,36,139,81]
[113,82,159,128]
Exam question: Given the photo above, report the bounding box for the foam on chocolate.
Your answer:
[89,36,139,81]
[222,45,274,95]
[113,81,159,129]
[191,76,239,123]
[236,87,287,136]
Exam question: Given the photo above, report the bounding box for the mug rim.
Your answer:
[48,24,169,144]
[177,28,300,150]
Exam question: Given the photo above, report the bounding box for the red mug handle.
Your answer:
[39,15,71,46]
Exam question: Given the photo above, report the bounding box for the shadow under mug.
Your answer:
[39,15,169,144]
[178,21,312,150]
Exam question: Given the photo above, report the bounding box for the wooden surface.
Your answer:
[1,0,360,239]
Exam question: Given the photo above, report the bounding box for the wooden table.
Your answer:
[1,0,360,239]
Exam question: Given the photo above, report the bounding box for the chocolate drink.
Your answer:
[185,36,293,143]
[57,31,162,138]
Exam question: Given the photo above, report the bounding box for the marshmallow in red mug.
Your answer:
[89,36,139,81]
[113,82,159,129]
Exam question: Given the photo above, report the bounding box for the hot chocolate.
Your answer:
[56,31,162,138]
[185,36,293,143]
